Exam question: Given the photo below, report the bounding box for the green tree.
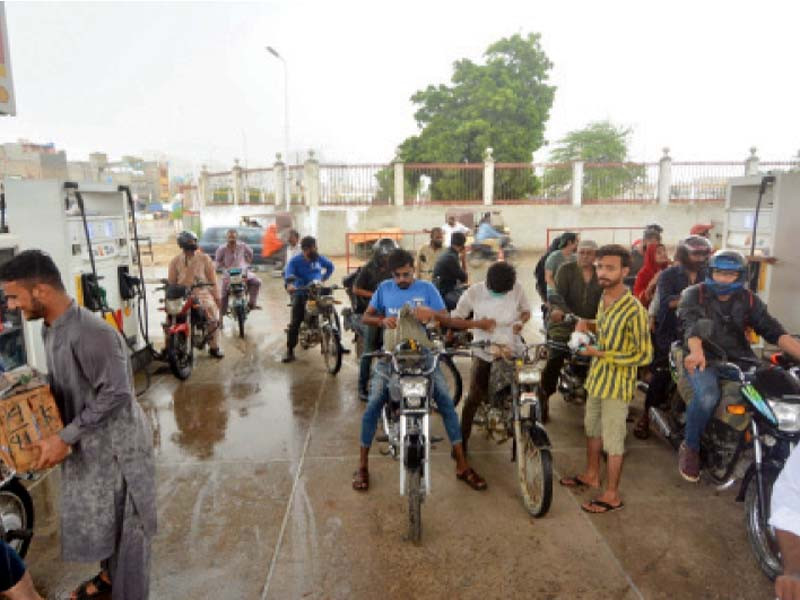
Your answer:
[545,121,645,200]
[376,33,555,201]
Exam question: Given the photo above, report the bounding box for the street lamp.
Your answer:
[266,45,290,211]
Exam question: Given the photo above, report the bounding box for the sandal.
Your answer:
[456,467,487,491]
[352,467,369,492]
[581,499,624,514]
[633,417,650,440]
[71,571,112,600]
[559,474,595,489]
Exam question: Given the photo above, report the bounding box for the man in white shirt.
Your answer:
[771,445,800,598]
[450,261,531,456]
[442,215,470,247]
[285,229,302,263]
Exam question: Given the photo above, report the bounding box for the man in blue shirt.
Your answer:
[352,248,491,492]
[282,236,335,363]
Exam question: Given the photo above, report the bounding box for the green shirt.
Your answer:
[548,261,602,341]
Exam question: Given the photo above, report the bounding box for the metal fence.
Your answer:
[581,162,659,204]
[242,167,275,204]
[320,164,391,206]
[404,163,483,205]
[207,171,234,205]
[670,162,742,203]
[494,162,573,204]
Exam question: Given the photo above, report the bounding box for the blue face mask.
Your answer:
[489,290,507,298]
[704,276,744,296]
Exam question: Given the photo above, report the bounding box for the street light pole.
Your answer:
[266,46,290,211]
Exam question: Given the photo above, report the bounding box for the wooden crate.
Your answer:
[0,385,63,473]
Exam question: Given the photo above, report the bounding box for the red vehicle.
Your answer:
[158,279,216,380]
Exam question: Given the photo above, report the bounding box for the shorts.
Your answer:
[584,395,629,455]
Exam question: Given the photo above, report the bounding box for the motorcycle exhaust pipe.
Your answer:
[649,407,673,439]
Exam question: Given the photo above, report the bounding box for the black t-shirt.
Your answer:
[433,248,467,296]
[353,260,390,313]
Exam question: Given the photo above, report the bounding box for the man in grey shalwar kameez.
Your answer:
[0,250,156,600]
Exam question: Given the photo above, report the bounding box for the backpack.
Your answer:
[342,267,363,311]
[534,252,552,301]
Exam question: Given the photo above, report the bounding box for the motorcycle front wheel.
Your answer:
[321,320,342,375]
[0,479,34,558]
[515,421,553,518]
[437,355,463,408]
[234,304,246,338]
[745,469,782,580]
[407,468,423,544]
[167,331,193,380]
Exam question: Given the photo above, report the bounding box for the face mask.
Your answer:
[489,290,507,298]
[307,251,319,261]
[704,276,743,296]
[431,240,443,249]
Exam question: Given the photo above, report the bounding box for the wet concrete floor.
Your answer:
[25,262,773,599]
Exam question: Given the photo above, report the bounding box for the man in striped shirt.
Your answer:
[559,244,652,514]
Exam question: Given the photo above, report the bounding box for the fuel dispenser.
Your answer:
[724,171,800,337]
[1,179,151,373]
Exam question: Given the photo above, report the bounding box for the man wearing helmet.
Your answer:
[352,238,396,400]
[634,235,712,438]
[677,250,800,481]
[168,231,224,358]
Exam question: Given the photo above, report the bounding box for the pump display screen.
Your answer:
[87,220,115,240]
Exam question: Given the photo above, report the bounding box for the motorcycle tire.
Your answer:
[234,304,246,339]
[407,468,423,545]
[0,479,34,559]
[744,469,782,581]
[321,322,342,375]
[167,331,193,380]
[515,421,553,518]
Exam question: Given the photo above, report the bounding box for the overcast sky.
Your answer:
[2,0,798,173]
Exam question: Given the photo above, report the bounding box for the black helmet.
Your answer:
[373,237,399,258]
[177,230,198,251]
[680,235,713,255]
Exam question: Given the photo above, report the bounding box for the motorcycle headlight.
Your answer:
[230,274,243,285]
[517,367,541,385]
[767,399,800,432]
[401,378,428,401]
[165,298,184,315]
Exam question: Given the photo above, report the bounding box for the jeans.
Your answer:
[685,365,739,451]
[360,359,462,448]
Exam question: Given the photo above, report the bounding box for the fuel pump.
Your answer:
[1,179,153,373]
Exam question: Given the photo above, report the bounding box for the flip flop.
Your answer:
[352,468,369,492]
[456,467,487,491]
[581,499,624,514]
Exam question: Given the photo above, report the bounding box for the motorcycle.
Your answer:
[647,321,800,580]
[545,313,592,407]
[290,279,344,375]
[0,467,34,559]
[467,237,517,268]
[225,268,250,339]
[158,279,218,380]
[366,334,473,544]
[476,341,554,517]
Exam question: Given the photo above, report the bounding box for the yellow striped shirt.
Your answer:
[585,290,652,402]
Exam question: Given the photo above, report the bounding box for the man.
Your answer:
[475,213,505,250]
[544,232,579,300]
[285,229,302,264]
[629,225,663,280]
[559,244,652,514]
[433,231,468,310]
[416,227,445,281]
[452,261,531,455]
[442,214,469,247]
[541,240,602,414]
[633,235,712,439]
[770,446,800,599]
[677,250,800,481]
[353,238,396,401]
[352,248,490,492]
[282,236,335,363]
[168,230,223,358]
[0,250,156,600]
[214,228,261,315]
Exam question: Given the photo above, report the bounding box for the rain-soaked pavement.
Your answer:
[24,261,773,599]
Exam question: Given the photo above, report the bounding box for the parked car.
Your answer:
[199,226,285,267]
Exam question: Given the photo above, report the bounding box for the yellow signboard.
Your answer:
[0,2,15,116]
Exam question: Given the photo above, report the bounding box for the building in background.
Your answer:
[0,140,68,178]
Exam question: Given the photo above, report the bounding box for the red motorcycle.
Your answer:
[158,279,217,380]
